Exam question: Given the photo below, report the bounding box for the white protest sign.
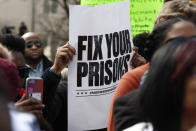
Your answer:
[68,1,134,130]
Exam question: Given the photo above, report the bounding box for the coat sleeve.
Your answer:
[113,89,143,131]
[42,68,61,119]
[107,64,149,131]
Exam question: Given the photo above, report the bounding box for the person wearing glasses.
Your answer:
[22,32,53,77]
[0,34,76,130]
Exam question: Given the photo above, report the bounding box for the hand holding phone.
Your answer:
[26,77,43,103]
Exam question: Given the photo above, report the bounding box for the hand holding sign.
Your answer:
[130,46,147,68]
[51,42,76,74]
[68,1,134,130]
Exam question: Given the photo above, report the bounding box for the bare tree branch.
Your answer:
[37,0,80,60]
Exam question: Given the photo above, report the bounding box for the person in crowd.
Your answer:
[142,39,196,131]
[18,22,28,36]
[130,0,196,69]
[0,34,50,130]
[127,38,196,131]
[0,58,40,131]
[108,0,196,130]
[0,35,30,90]
[22,32,53,77]
[0,73,15,131]
[46,69,68,131]
[15,41,75,131]
[44,41,78,131]
[113,37,186,131]
[130,33,149,68]
[42,42,76,131]
[0,34,76,130]
[0,58,20,101]
[1,26,15,34]
[132,33,149,60]
[155,0,196,26]
[107,17,196,131]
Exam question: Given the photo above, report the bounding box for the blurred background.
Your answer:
[0,0,80,61]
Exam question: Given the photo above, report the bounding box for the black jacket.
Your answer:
[42,69,61,112]
[43,55,53,71]
[113,88,144,131]
[14,56,53,102]
[46,82,67,131]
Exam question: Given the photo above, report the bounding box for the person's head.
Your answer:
[143,17,196,61]
[0,58,20,101]
[18,22,28,36]
[171,39,196,130]
[0,34,25,55]
[140,37,196,130]
[155,0,196,26]
[22,32,43,64]
[0,34,29,87]
[133,32,149,60]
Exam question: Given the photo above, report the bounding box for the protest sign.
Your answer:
[81,0,164,37]
[68,0,134,130]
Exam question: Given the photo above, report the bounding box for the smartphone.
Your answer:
[26,77,43,103]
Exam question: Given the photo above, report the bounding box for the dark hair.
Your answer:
[170,39,196,111]
[0,34,25,55]
[133,32,149,60]
[18,22,28,36]
[164,0,172,2]
[140,37,196,131]
[143,17,196,61]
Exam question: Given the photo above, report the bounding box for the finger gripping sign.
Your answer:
[68,1,134,130]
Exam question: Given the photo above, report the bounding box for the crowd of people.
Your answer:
[0,31,75,130]
[0,0,195,131]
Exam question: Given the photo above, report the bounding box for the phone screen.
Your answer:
[26,77,43,103]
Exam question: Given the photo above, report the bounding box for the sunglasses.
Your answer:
[17,65,31,78]
[26,41,42,48]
